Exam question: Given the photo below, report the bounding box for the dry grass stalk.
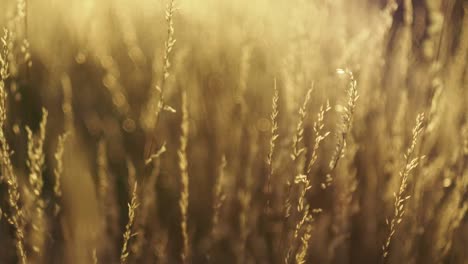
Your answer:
[284,87,313,219]
[53,134,68,196]
[127,158,137,195]
[141,0,177,135]
[286,175,321,264]
[120,181,139,264]
[16,0,32,68]
[141,7,178,236]
[161,0,177,88]
[266,79,279,208]
[125,158,145,260]
[133,166,164,261]
[328,134,359,262]
[281,87,315,262]
[178,90,190,263]
[144,142,166,165]
[16,0,26,19]
[26,108,48,198]
[294,175,312,219]
[0,28,27,264]
[21,39,31,68]
[291,102,332,239]
[306,101,331,176]
[237,132,258,264]
[96,138,120,259]
[285,101,331,263]
[382,113,425,260]
[325,68,358,189]
[26,108,48,255]
[294,219,313,264]
[212,155,226,236]
[53,132,68,215]
[0,29,10,82]
[291,87,313,162]
[135,144,166,259]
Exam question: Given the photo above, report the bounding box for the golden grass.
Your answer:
[266,79,279,209]
[53,132,68,215]
[0,27,27,264]
[383,113,425,260]
[25,108,47,257]
[178,89,190,263]
[212,154,226,237]
[0,1,466,263]
[120,181,139,264]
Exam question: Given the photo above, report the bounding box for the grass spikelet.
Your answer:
[26,108,48,198]
[325,69,358,188]
[26,108,48,255]
[21,39,31,68]
[178,90,190,263]
[141,0,177,134]
[281,87,315,261]
[306,100,331,176]
[144,142,166,165]
[0,28,27,264]
[162,0,177,86]
[284,86,313,221]
[266,79,279,208]
[53,132,68,215]
[294,175,311,217]
[294,218,313,264]
[382,113,425,260]
[16,0,26,19]
[286,175,321,264]
[291,87,313,162]
[0,29,10,82]
[120,181,139,264]
[15,0,32,68]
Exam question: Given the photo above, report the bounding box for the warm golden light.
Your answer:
[0,0,466,263]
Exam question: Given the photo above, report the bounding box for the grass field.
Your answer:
[0,0,467,263]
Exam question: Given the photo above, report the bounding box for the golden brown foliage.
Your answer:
[0,1,466,264]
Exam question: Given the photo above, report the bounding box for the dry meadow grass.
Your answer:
[0,0,467,263]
